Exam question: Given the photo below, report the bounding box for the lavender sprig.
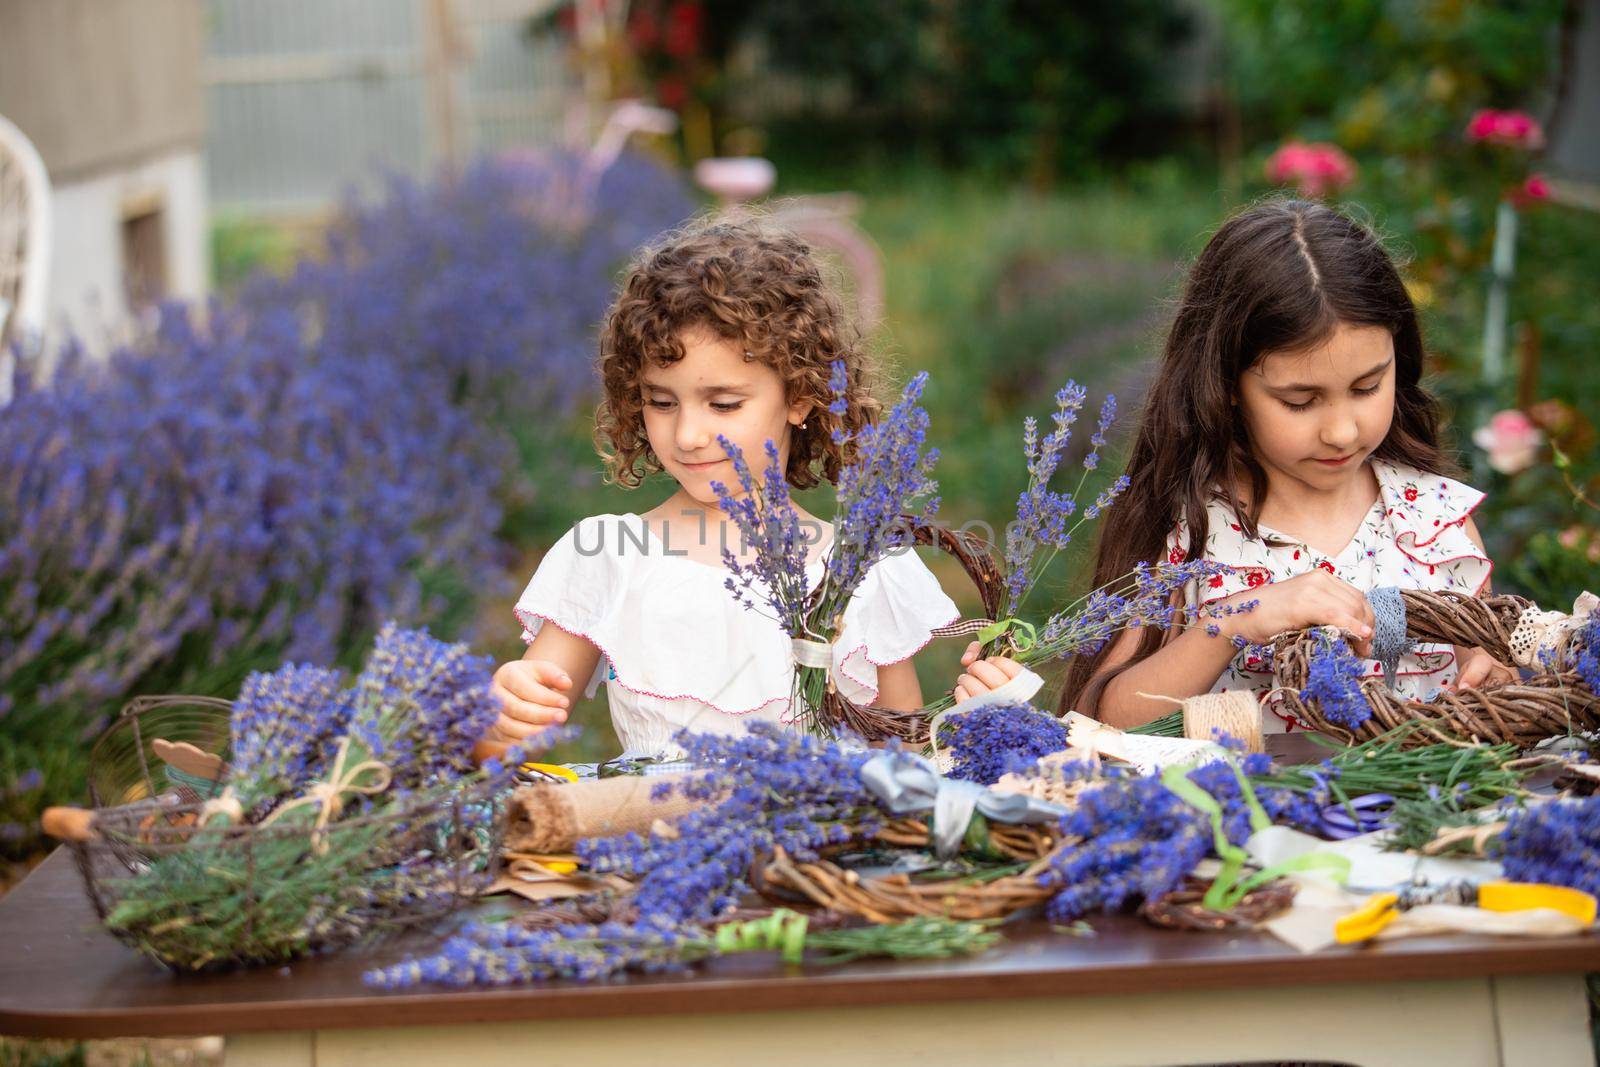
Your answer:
[1300,629,1372,731]
[1002,385,1129,621]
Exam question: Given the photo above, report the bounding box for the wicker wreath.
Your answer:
[811,515,1005,744]
[1270,589,1600,747]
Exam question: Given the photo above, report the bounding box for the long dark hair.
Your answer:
[1060,199,1454,715]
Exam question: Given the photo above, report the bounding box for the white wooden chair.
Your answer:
[0,111,52,403]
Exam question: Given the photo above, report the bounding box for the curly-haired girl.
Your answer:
[486,215,957,758]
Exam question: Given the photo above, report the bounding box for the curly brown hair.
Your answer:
[595,213,881,490]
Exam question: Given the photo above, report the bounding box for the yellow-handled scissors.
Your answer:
[1336,881,1596,944]
[519,761,579,783]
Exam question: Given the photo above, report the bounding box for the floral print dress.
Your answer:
[1166,460,1491,732]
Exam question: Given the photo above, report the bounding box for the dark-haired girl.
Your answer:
[955,199,1512,732]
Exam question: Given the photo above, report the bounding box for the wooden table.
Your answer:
[2,849,1596,1067]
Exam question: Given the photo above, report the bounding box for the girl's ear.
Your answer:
[788,400,813,427]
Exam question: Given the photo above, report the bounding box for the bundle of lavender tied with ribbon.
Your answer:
[712,364,940,738]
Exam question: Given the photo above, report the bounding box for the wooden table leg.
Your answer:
[227,973,1595,1067]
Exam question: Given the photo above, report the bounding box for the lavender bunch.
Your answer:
[824,370,940,600]
[712,366,939,732]
[228,664,354,811]
[365,909,998,988]
[1033,750,1320,923]
[348,622,504,793]
[939,701,1070,785]
[367,915,702,987]
[1039,766,1213,922]
[577,724,883,923]
[1495,796,1600,897]
[712,438,810,636]
[1300,629,1372,730]
[1002,385,1129,620]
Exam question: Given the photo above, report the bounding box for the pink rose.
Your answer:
[1471,408,1545,474]
[1465,109,1545,150]
[1264,141,1357,198]
[1519,173,1551,203]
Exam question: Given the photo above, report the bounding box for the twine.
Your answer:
[260,736,392,853]
[1137,690,1264,754]
[198,788,243,827]
[1420,820,1507,858]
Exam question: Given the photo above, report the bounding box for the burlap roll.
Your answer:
[504,772,714,853]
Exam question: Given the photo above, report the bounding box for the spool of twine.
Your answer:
[1179,690,1265,754]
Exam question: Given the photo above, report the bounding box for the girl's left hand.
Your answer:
[1447,646,1517,690]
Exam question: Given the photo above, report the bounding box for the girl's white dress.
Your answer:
[515,513,960,757]
[1167,459,1491,731]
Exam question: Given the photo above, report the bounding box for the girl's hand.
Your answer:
[1219,569,1375,657]
[953,641,1024,704]
[1447,646,1516,691]
[489,658,573,741]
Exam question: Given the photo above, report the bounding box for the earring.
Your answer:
[800,421,809,430]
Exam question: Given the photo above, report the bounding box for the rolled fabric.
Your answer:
[503,772,714,853]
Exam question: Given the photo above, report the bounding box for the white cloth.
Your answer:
[514,513,960,758]
[1166,459,1491,732]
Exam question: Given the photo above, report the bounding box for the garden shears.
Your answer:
[1335,879,1597,944]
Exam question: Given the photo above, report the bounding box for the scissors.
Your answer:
[1335,880,1597,943]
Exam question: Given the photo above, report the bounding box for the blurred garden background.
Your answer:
[3,0,1600,906]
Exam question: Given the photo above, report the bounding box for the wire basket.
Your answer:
[57,696,506,971]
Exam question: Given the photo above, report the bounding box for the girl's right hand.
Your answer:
[1220,569,1375,656]
[489,658,573,742]
[952,642,1024,704]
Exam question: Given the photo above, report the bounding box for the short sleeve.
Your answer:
[830,548,960,705]
[513,515,623,699]
[1373,461,1492,595]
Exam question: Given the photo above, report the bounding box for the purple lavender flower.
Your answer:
[1002,384,1128,619]
[940,702,1069,785]
[365,914,701,988]
[349,623,503,790]
[826,369,940,598]
[1031,559,1248,661]
[1037,754,1313,922]
[1496,796,1600,897]
[229,663,353,806]
[577,724,880,923]
[710,437,809,635]
[1300,629,1371,730]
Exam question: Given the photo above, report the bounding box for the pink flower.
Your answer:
[1471,409,1545,474]
[1264,141,1357,198]
[1465,109,1545,150]
[1519,173,1551,203]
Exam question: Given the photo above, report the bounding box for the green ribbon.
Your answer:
[976,617,1038,653]
[1162,758,1350,911]
[714,909,811,964]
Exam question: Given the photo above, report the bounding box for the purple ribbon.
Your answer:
[1315,792,1396,839]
